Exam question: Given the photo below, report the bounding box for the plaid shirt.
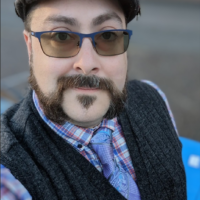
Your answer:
[1,80,178,200]
[0,165,32,200]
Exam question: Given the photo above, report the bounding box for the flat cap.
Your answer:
[14,0,141,23]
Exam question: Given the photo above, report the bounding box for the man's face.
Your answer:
[24,0,128,128]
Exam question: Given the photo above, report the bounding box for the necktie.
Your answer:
[90,127,141,200]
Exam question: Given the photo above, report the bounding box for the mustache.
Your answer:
[55,74,116,97]
[29,70,127,125]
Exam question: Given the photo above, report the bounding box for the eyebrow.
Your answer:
[44,12,122,27]
[92,12,123,26]
[44,15,79,26]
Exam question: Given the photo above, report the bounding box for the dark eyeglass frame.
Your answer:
[31,29,132,58]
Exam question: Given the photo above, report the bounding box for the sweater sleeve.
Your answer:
[141,80,179,135]
[1,164,32,200]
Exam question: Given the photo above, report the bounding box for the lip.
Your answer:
[74,87,99,92]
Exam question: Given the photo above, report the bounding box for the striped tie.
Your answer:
[90,127,141,200]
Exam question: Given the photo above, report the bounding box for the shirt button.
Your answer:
[77,144,83,149]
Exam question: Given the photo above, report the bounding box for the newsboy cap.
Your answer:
[14,0,141,23]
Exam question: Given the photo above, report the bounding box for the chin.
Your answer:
[66,110,107,128]
[63,100,110,128]
[62,90,111,127]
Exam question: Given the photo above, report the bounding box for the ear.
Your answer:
[23,30,32,64]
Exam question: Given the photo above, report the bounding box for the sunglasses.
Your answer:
[31,29,132,58]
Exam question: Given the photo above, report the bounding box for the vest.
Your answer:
[1,80,187,200]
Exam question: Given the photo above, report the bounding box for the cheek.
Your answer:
[31,40,74,93]
[103,54,127,91]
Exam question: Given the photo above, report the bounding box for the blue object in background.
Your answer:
[1,98,14,114]
[180,137,200,200]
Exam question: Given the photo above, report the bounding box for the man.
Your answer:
[1,0,186,199]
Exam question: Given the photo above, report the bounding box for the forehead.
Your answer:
[31,0,126,31]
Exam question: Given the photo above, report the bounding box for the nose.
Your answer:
[73,38,100,75]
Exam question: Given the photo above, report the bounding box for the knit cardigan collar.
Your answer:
[1,80,186,200]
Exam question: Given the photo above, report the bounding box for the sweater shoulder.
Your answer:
[126,79,165,104]
[1,91,34,155]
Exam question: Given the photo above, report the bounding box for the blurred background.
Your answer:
[2,0,199,141]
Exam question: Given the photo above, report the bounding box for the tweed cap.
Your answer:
[14,0,141,23]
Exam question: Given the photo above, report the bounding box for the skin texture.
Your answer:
[23,0,128,128]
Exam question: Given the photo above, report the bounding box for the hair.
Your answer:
[24,1,47,31]
[24,3,38,31]
[29,67,127,125]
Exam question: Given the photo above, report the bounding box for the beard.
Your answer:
[29,64,127,125]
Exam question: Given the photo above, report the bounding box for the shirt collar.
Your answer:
[32,90,117,147]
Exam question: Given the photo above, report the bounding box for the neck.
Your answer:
[69,118,102,128]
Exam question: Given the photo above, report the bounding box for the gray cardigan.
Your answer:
[1,80,187,200]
